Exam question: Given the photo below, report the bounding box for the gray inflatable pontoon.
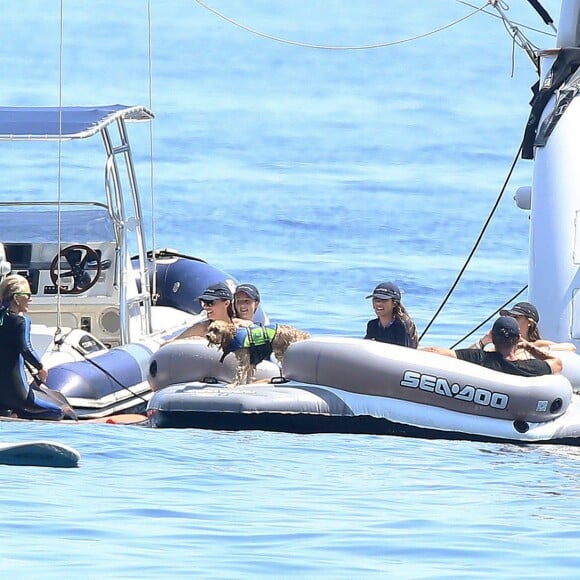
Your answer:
[146,337,580,445]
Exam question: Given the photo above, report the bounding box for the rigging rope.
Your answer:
[418,144,524,344]
[56,0,65,337]
[192,0,490,50]
[491,0,542,71]
[147,0,158,303]
[457,0,556,37]
[190,1,548,344]
[449,285,528,348]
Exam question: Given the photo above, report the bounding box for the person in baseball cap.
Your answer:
[164,281,235,344]
[491,315,521,345]
[500,301,539,323]
[423,315,562,376]
[473,300,577,354]
[364,281,417,348]
[234,283,261,322]
[197,282,233,302]
[365,282,401,301]
[500,300,577,354]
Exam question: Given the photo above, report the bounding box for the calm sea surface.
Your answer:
[2,1,579,578]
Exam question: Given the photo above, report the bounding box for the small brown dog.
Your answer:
[206,320,310,385]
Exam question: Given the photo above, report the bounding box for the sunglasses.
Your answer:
[14,292,32,298]
[200,299,216,307]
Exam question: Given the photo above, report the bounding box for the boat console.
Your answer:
[0,204,124,347]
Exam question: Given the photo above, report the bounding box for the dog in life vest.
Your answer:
[206,320,310,385]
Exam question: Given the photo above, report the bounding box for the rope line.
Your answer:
[418,143,524,344]
[56,0,65,335]
[457,0,556,37]
[449,285,528,349]
[192,0,490,50]
[147,0,158,301]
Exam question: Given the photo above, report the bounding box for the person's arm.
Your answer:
[533,339,576,352]
[469,330,493,350]
[18,316,47,381]
[519,339,563,374]
[421,346,458,358]
[163,321,208,345]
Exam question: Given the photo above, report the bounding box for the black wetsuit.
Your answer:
[0,308,63,419]
[455,349,551,377]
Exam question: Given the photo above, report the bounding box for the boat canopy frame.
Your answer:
[0,105,153,141]
[0,105,155,343]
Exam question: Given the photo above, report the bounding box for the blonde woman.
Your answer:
[0,274,66,419]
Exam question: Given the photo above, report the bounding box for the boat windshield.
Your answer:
[0,207,115,244]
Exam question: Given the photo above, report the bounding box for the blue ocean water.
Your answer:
[2,0,579,577]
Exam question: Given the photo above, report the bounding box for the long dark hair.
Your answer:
[526,319,541,342]
[394,301,418,348]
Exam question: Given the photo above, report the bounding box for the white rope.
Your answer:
[490,0,541,70]
[192,0,490,50]
[457,0,556,37]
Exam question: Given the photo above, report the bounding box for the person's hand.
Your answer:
[479,330,493,348]
[37,368,48,383]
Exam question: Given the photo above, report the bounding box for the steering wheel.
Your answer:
[49,244,102,295]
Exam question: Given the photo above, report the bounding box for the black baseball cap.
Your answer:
[366,282,401,301]
[492,316,521,341]
[235,283,260,301]
[500,301,539,323]
[198,282,233,302]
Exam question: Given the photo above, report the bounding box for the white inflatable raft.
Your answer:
[146,337,580,445]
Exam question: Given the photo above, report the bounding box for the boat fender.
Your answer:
[45,343,152,400]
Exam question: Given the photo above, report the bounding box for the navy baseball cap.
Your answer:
[198,282,233,302]
[235,283,260,301]
[366,282,401,301]
[500,301,539,323]
[492,316,521,341]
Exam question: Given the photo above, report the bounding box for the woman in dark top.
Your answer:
[472,301,576,357]
[0,274,65,419]
[364,282,418,348]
